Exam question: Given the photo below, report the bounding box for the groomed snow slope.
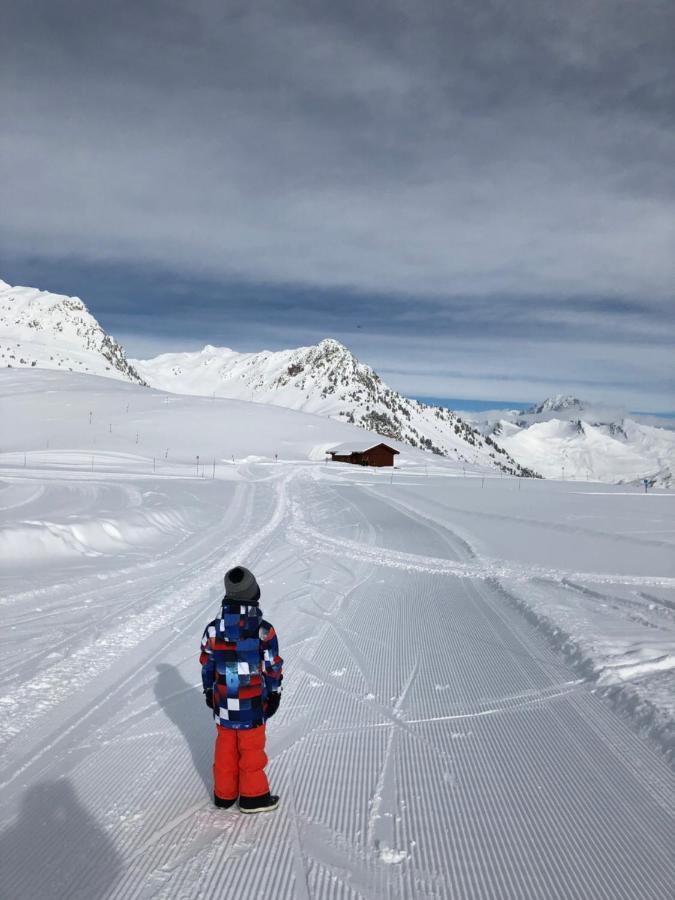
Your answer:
[1,371,674,900]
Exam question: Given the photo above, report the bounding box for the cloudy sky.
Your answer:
[2,1,673,410]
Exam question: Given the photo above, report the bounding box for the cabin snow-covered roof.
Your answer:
[328,441,399,454]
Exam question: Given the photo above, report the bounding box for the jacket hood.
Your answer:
[221,596,261,612]
[219,598,263,641]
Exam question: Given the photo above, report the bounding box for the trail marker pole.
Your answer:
[481,477,485,488]
[89,411,93,425]
[212,458,216,479]
[165,448,169,459]
[136,433,139,444]
[109,423,112,433]
[196,455,200,476]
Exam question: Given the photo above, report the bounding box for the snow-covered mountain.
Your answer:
[10,273,669,486]
[133,342,537,476]
[526,395,585,416]
[0,277,534,475]
[464,397,675,487]
[0,280,144,384]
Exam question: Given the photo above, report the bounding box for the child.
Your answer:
[200,566,283,812]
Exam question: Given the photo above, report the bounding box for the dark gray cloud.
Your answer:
[1,1,674,407]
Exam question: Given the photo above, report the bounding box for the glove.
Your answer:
[204,690,214,710]
[266,691,281,719]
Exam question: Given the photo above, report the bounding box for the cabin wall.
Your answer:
[329,446,397,467]
[361,447,396,467]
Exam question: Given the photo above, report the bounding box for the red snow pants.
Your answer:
[213,724,269,800]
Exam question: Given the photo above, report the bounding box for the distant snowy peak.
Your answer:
[0,279,144,384]
[496,416,674,488]
[523,395,584,415]
[134,341,537,477]
[464,397,674,488]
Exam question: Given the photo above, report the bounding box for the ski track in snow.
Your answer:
[289,498,675,590]
[1,462,674,899]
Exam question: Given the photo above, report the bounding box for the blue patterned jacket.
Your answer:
[200,599,283,729]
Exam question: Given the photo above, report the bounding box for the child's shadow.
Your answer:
[154,664,213,797]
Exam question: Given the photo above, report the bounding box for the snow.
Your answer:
[0,275,533,477]
[462,397,675,487]
[328,440,399,454]
[496,417,675,486]
[0,279,143,384]
[527,394,585,414]
[132,340,535,477]
[1,369,674,899]
[3,276,672,490]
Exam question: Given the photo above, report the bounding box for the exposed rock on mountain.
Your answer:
[0,280,144,384]
[134,340,537,476]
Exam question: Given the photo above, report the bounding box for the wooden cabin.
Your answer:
[327,442,400,468]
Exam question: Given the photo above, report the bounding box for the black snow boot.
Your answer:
[239,793,280,814]
[214,793,237,809]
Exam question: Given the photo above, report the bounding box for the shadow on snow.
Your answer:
[0,778,123,900]
[154,663,214,798]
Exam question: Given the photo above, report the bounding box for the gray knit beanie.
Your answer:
[223,566,260,604]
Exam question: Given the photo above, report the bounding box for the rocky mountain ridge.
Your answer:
[523,395,585,415]
[133,340,538,476]
[0,280,144,384]
[0,278,535,475]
